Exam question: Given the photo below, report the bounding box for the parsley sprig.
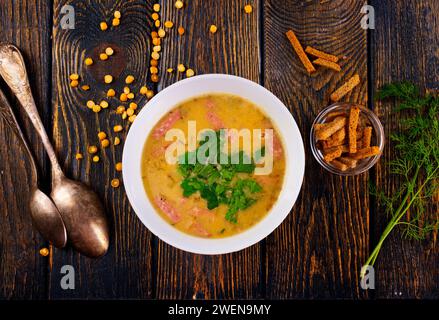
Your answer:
[178,131,262,223]
[362,82,439,276]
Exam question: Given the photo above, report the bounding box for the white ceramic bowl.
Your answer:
[123,74,305,254]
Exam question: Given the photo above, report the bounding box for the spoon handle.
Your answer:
[0,87,39,186]
[0,44,63,179]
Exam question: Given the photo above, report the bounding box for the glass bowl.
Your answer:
[310,103,385,176]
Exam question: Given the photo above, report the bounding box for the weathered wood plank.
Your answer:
[263,0,369,298]
[156,0,262,299]
[49,0,154,298]
[370,0,439,299]
[0,0,51,299]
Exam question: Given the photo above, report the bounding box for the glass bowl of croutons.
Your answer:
[310,103,385,175]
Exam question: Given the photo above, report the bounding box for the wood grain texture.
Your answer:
[50,0,154,298]
[156,0,262,299]
[0,0,51,299]
[370,0,439,299]
[263,0,369,298]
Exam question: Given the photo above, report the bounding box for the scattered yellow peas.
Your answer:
[186,68,195,77]
[100,100,109,109]
[177,64,186,72]
[107,88,116,97]
[126,108,134,117]
[129,102,138,110]
[115,162,123,172]
[121,111,127,120]
[100,53,109,61]
[175,0,184,9]
[178,26,185,35]
[151,74,159,82]
[75,153,83,160]
[92,104,102,113]
[125,75,135,84]
[209,25,218,34]
[116,106,126,114]
[127,92,135,99]
[86,100,95,109]
[70,80,79,88]
[120,93,128,102]
[164,21,174,29]
[81,85,90,91]
[93,155,100,163]
[100,22,108,31]
[167,68,174,73]
[114,137,121,146]
[85,58,93,66]
[128,115,137,123]
[111,178,120,188]
[158,28,166,38]
[152,13,159,21]
[146,90,154,98]
[39,248,49,257]
[153,3,160,12]
[150,66,158,74]
[151,52,160,60]
[244,4,253,13]
[123,86,130,94]
[140,86,148,95]
[104,75,113,84]
[88,145,98,154]
[105,47,114,56]
[112,18,120,26]
[101,139,110,148]
[114,10,121,19]
[155,20,161,28]
[114,125,123,133]
[153,37,161,46]
[97,131,107,140]
[69,73,79,80]
[153,45,161,52]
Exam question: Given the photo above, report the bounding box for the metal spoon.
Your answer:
[0,44,109,258]
[0,87,67,248]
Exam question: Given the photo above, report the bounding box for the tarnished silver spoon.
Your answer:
[0,87,67,248]
[0,44,109,258]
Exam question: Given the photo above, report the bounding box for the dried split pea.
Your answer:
[93,155,100,163]
[244,4,253,13]
[152,37,161,46]
[153,3,160,12]
[153,45,161,52]
[155,20,161,28]
[114,137,121,145]
[111,178,120,188]
[116,106,126,114]
[100,100,109,109]
[126,108,135,116]
[146,90,154,98]
[114,125,123,132]
[150,66,158,74]
[175,1,184,9]
[100,53,109,61]
[69,73,79,80]
[85,58,93,66]
[140,86,148,95]
[127,92,135,99]
[115,162,123,171]
[92,105,102,113]
[107,88,116,97]
[114,10,121,19]
[151,74,159,82]
[120,93,128,102]
[164,21,174,28]
[167,68,174,73]
[100,22,108,31]
[128,115,137,123]
[112,18,120,26]
[129,102,138,110]
[125,75,135,84]
[177,64,186,72]
[121,111,127,119]
[178,27,185,35]
[105,47,114,56]
[151,52,160,60]
[97,131,107,140]
[39,248,49,257]
[101,139,110,148]
[88,145,98,154]
[104,75,113,84]
[75,153,83,160]
[123,86,131,94]
[86,100,95,109]
[209,25,218,34]
[151,59,158,67]
[81,85,90,91]
[70,80,79,87]
[151,31,158,38]
[152,13,159,21]
[186,68,195,77]
[158,28,166,38]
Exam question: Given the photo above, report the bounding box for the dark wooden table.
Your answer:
[0,0,437,300]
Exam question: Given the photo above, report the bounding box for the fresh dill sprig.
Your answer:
[362,82,439,276]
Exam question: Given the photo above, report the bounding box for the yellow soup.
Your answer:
[142,94,285,238]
